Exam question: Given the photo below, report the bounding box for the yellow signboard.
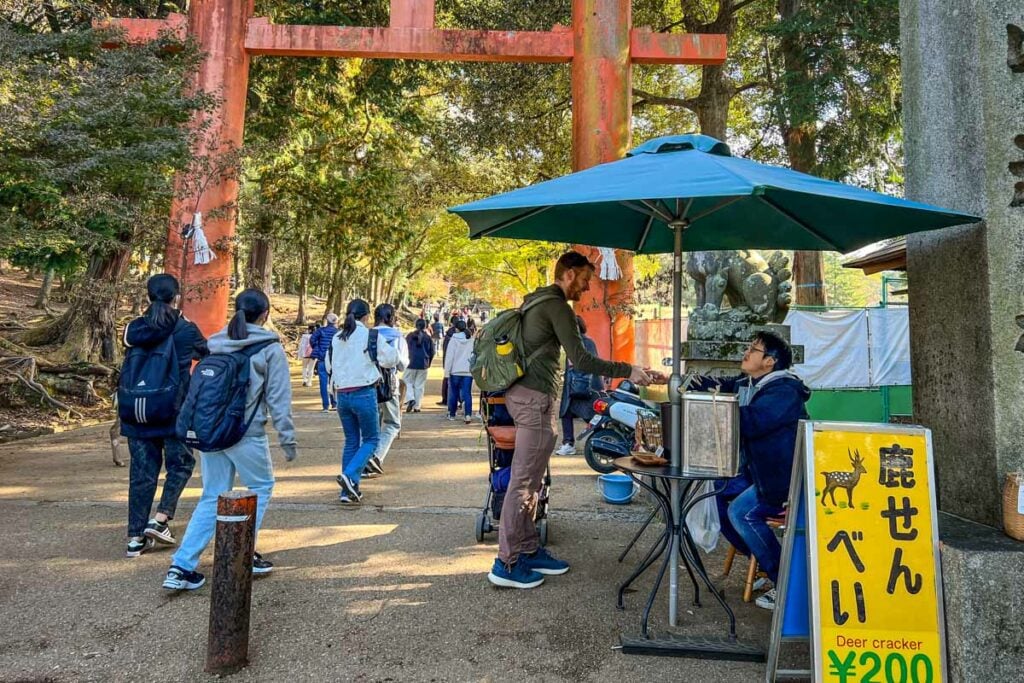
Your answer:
[807,424,945,683]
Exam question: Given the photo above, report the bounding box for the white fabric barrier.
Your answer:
[784,310,870,389]
[867,308,912,386]
[782,308,911,388]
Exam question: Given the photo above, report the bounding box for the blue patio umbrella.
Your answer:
[450,134,975,253]
[449,134,979,637]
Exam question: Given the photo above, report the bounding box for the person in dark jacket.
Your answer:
[404,319,434,413]
[430,313,444,345]
[692,330,810,611]
[555,315,605,455]
[309,313,339,411]
[121,274,208,558]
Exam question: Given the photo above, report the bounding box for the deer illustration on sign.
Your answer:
[822,449,868,507]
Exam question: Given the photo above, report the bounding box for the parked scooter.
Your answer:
[578,380,658,473]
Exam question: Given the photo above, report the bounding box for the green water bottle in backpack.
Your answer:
[470,294,560,392]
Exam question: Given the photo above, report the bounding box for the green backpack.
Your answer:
[470,294,561,392]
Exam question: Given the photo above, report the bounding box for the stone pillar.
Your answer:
[571,0,635,365]
[901,0,1024,528]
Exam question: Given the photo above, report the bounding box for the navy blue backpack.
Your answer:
[118,320,182,428]
[176,340,275,452]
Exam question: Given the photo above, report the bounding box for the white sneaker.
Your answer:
[755,587,777,611]
[555,442,577,456]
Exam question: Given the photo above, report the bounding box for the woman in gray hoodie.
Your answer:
[162,289,297,591]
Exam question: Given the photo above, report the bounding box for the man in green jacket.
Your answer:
[488,251,655,589]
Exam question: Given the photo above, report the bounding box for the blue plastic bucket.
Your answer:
[598,473,637,505]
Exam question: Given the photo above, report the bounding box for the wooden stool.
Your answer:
[721,514,787,602]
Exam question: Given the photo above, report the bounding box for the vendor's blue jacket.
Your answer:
[694,370,811,506]
[308,323,336,361]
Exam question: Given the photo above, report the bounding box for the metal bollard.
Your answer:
[205,491,257,675]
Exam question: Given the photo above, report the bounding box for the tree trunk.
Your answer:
[693,63,732,140]
[245,237,273,294]
[22,245,132,363]
[294,240,310,324]
[383,265,401,304]
[33,268,55,309]
[779,0,826,306]
[232,243,241,290]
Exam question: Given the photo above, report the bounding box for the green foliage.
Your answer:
[823,252,881,307]
[0,21,211,271]
[764,0,903,186]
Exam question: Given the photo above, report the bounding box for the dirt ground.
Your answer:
[0,364,786,682]
[0,271,326,442]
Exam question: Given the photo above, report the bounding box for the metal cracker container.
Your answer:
[681,391,740,477]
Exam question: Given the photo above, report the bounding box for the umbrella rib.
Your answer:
[640,199,677,223]
[757,195,835,249]
[474,206,553,238]
[620,200,672,223]
[635,213,656,252]
[686,196,743,223]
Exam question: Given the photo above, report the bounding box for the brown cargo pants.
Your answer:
[498,382,558,564]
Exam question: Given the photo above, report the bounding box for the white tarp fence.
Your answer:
[783,308,911,389]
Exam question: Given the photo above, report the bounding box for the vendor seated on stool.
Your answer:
[691,331,810,612]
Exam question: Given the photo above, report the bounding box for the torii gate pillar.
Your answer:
[163,0,254,330]
[572,0,633,364]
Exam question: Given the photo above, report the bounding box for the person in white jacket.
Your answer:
[298,324,315,386]
[329,298,398,505]
[443,318,475,423]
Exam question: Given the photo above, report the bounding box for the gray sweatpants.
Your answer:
[375,394,402,464]
[498,383,557,564]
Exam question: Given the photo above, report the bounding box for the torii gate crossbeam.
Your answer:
[102,0,727,364]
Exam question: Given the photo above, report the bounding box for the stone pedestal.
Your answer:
[902,3,1024,680]
[680,324,803,377]
[901,0,1024,528]
[937,514,1024,681]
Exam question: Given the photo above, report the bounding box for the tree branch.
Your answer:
[632,88,699,112]
[731,0,763,14]
[733,81,764,96]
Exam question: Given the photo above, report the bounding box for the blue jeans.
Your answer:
[171,435,275,572]
[316,360,335,409]
[716,475,784,583]
[448,375,473,418]
[127,437,195,537]
[337,386,380,486]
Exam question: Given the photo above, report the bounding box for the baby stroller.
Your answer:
[474,389,551,546]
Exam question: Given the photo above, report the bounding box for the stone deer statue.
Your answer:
[821,449,868,507]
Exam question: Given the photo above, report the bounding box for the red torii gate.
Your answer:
[104,0,726,363]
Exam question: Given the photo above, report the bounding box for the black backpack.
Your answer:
[367,329,396,404]
[118,319,183,428]
[175,340,276,451]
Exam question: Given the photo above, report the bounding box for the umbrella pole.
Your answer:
[668,221,685,627]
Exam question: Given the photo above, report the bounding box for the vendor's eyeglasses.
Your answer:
[746,344,767,356]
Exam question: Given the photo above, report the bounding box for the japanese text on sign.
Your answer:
[809,430,943,683]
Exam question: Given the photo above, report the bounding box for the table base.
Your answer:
[619,633,765,661]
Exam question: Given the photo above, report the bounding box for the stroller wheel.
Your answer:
[475,512,487,543]
[537,518,549,547]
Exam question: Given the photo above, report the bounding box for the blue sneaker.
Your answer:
[520,547,570,576]
[487,558,544,589]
